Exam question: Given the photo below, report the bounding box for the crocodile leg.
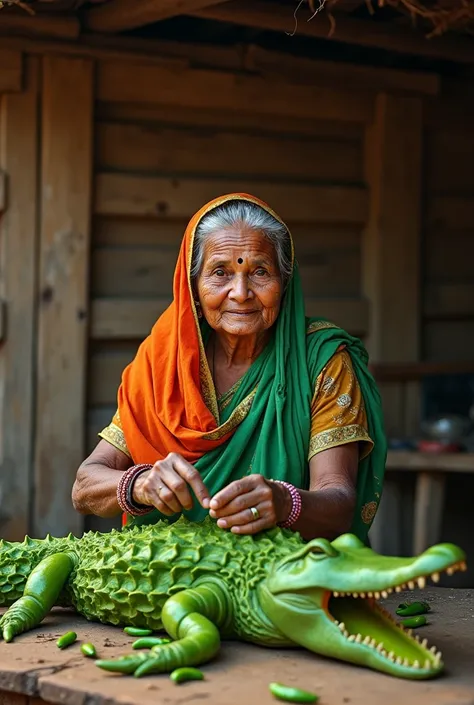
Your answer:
[96,581,232,677]
[0,553,76,642]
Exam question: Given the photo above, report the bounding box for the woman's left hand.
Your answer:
[209,475,291,535]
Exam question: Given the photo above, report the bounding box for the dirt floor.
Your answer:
[0,588,473,705]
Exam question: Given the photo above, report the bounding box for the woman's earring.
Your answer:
[194,301,202,319]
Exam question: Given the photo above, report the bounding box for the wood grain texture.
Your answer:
[363,93,422,364]
[96,101,364,140]
[34,56,93,538]
[0,13,80,39]
[0,57,39,541]
[94,174,369,224]
[85,0,231,32]
[97,60,373,123]
[96,121,363,182]
[0,49,22,93]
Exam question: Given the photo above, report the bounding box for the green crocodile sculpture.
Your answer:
[0,517,466,680]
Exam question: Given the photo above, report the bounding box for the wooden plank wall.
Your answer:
[87,58,373,459]
[423,97,474,361]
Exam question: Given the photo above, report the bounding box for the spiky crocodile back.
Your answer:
[0,535,72,607]
[71,517,304,633]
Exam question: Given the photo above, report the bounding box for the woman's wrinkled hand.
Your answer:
[209,475,291,535]
[132,453,210,516]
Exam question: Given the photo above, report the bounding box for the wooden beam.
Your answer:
[97,60,373,123]
[0,57,40,541]
[363,93,422,365]
[0,49,22,93]
[85,0,231,33]
[95,174,369,224]
[0,170,6,212]
[363,93,423,555]
[0,12,80,40]
[91,297,369,340]
[191,1,474,64]
[0,34,440,97]
[34,56,93,539]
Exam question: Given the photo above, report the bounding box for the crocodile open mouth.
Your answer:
[327,558,467,673]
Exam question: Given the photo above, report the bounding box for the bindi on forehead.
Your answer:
[237,257,243,264]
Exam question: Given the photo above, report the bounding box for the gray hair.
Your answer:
[190,200,292,287]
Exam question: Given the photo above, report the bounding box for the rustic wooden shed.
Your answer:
[0,0,473,576]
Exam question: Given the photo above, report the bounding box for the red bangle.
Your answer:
[117,464,153,516]
[272,480,302,528]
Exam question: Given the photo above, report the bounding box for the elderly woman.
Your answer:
[72,193,386,542]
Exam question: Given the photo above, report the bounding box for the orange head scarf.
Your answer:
[118,193,287,465]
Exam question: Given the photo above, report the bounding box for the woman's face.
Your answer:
[196,224,284,337]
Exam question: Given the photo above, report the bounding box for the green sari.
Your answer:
[130,261,386,543]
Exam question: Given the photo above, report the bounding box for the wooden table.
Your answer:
[1,588,473,705]
[385,451,474,554]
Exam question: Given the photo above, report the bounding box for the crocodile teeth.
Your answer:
[447,566,454,576]
[431,572,440,583]
[370,638,376,648]
[460,561,467,572]
[417,576,426,589]
[338,622,346,632]
[381,590,388,599]
[395,585,402,593]
[430,645,437,654]
[403,658,410,667]
[376,642,384,653]
[355,634,362,643]
[424,659,431,669]
[388,651,395,661]
[421,638,428,648]
[347,634,355,642]
[407,580,415,590]
[413,660,420,669]
[367,591,373,598]
[374,591,381,600]
[359,592,366,598]
[353,592,359,598]
[396,657,403,665]
[386,587,393,594]
[333,591,339,597]
[363,636,371,645]
[434,652,442,665]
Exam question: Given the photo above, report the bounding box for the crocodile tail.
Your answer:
[0,534,70,607]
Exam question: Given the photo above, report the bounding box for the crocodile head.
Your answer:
[259,533,466,679]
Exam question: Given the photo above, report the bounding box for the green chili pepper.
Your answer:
[80,642,97,658]
[95,652,150,674]
[396,601,430,617]
[133,636,172,649]
[170,667,205,684]
[400,615,427,628]
[123,626,153,636]
[269,682,319,703]
[56,631,77,649]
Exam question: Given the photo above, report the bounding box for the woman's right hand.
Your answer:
[132,453,210,516]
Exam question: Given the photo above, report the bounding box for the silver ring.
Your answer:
[250,506,260,521]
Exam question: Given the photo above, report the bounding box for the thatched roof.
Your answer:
[2,0,473,35]
[1,0,473,58]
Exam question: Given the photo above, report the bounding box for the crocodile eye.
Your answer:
[306,539,339,558]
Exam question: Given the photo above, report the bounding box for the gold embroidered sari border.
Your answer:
[308,424,373,460]
[98,423,132,458]
[202,387,258,441]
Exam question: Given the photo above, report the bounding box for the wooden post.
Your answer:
[33,56,93,538]
[363,93,423,554]
[0,57,40,540]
